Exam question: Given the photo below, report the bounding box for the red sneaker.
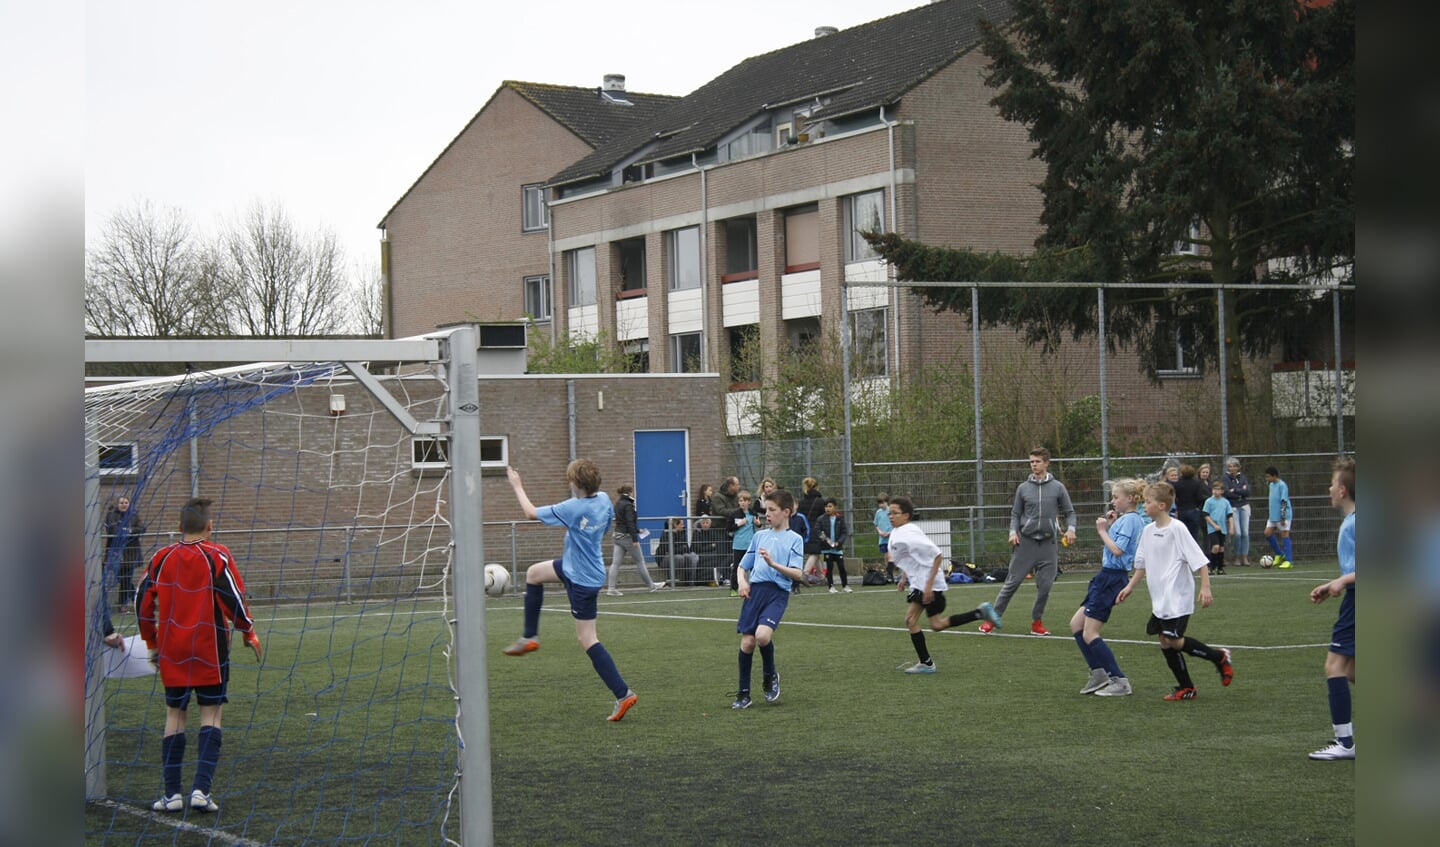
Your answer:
[979,621,995,634]
[1217,648,1234,686]
[1163,686,1198,701]
[1030,619,1051,636]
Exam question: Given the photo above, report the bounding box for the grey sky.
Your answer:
[85,0,928,271]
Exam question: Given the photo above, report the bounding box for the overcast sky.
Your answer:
[85,0,930,271]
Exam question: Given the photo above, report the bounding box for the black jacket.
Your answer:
[614,494,640,539]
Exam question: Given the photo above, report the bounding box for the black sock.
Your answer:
[910,631,932,665]
[1181,637,1223,663]
[1163,647,1194,688]
[947,608,983,628]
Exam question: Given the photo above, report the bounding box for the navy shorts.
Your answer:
[164,678,228,709]
[1082,569,1129,623]
[552,558,600,621]
[1329,586,1354,657]
[878,541,889,554]
[1146,614,1191,639]
[905,588,948,618]
[737,581,790,635]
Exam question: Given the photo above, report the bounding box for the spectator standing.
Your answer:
[798,477,826,577]
[711,476,741,522]
[726,491,756,597]
[105,495,147,613]
[1172,464,1210,545]
[693,484,715,520]
[984,447,1077,636]
[1223,457,1253,566]
[815,498,851,593]
[606,483,664,596]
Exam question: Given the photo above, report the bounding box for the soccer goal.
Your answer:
[83,329,494,846]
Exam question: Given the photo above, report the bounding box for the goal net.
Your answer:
[83,348,480,845]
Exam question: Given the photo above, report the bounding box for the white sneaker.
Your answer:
[189,789,219,812]
[842,586,853,593]
[1308,739,1355,760]
[828,587,838,593]
[649,581,666,592]
[1094,676,1133,697]
[152,793,184,812]
[605,589,623,596]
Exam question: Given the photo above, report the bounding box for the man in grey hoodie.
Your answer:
[982,447,1077,636]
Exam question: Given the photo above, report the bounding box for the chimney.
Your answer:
[814,26,838,38]
[602,74,626,92]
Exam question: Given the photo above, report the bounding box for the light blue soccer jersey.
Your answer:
[740,527,803,590]
[536,492,614,588]
[1203,495,1234,536]
[1268,478,1291,522]
[1102,510,1144,571]
[1337,510,1355,577]
[874,507,893,537]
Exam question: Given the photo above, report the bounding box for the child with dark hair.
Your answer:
[816,498,851,593]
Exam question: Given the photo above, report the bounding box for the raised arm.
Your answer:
[506,466,539,520]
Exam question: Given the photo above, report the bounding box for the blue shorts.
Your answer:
[1146,614,1191,639]
[164,679,228,709]
[906,588,948,617]
[1329,586,1354,657]
[1082,569,1129,623]
[878,540,888,553]
[737,581,790,635]
[552,558,599,621]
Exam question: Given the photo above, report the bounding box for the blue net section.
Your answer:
[84,361,463,845]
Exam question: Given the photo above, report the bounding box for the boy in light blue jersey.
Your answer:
[874,493,895,583]
[1203,481,1236,575]
[502,459,638,722]
[1264,466,1294,567]
[731,489,806,709]
[1308,457,1356,761]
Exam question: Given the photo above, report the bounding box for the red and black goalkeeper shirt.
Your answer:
[137,539,255,688]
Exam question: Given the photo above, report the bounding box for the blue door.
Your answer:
[633,430,689,560]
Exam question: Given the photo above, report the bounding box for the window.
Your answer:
[566,247,596,307]
[522,184,548,232]
[775,122,794,147]
[849,308,888,378]
[785,317,820,354]
[725,127,774,162]
[783,206,819,272]
[1157,324,1202,377]
[1173,221,1203,256]
[728,325,760,385]
[667,227,701,291]
[412,436,508,473]
[97,442,138,476]
[723,217,758,281]
[616,238,646,294]
[845,190,885,262]
[670,332,702,373]
[523,274,551,322]
[624,339,650,373]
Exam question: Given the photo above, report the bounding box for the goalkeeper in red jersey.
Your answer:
[138,497,262,814]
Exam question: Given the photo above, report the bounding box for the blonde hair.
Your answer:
[1107,477,1146,506]
[1145,481,1176,508]
[802,476,819,494]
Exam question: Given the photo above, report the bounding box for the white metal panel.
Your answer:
[721,279,760,327]
[725,388,761,437]
[845,259,889,311]
[615,297,649,341]
[667,288,704,333]
[568,304,600,339]
[780,269,822,319]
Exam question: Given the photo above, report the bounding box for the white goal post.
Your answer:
[84,326,495,847]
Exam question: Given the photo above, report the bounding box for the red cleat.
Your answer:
[979,621,995,634]
[1030,619,1051,636]
[1163,686,1198,701]
[1217,648,1234,686]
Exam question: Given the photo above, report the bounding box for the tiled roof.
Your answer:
[549,0,1013,187]
[506,81,680,148]
[379,81,678,227]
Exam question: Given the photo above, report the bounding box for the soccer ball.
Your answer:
[1260,555,1274,569]
[484,563,511,597]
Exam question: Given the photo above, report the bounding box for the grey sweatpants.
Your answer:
[991,535,1058,621]
[608,535,656,589]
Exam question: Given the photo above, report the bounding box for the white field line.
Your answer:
[91,798,273,846]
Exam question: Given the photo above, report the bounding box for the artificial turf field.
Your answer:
[87,565,1354,845]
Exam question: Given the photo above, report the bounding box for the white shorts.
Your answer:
[1265,519,1291,532]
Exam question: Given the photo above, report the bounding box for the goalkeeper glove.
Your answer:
[243,630,263,661]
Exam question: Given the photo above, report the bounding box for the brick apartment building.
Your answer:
[381,0,1280,442]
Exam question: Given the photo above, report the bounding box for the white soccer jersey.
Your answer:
[890,522,947,593]
[1134,519,1209,619]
